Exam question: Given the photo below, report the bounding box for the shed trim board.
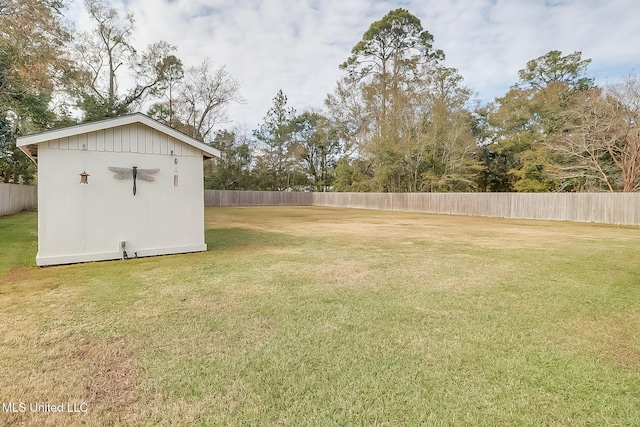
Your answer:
[17,114,216,266]
[36,243,207,267]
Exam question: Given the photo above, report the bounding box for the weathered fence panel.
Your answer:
[204,190,640,226]
[205,190,313,207]
[0,183,37,216]
[312,192,640,226]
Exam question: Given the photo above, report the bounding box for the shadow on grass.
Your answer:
[205,227,307,252]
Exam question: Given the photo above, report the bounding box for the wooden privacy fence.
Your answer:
[205,190,640,226]
[312,192,640,226]
[0,183,37,216]
[205,190,313,207]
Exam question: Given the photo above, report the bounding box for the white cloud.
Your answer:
[65,0,640,130]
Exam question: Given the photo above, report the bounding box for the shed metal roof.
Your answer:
[17,113,222,162]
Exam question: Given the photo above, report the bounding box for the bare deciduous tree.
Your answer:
[77,0,135,102]
[73,0,179,120]
[175,59,242,142]
[552,75,640,192]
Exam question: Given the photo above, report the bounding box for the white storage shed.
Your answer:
[17,113,221,266]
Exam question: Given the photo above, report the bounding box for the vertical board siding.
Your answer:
[137,123,146,153]
[104,128,114,152]
[174,138,182,156]
[152,129,162,154]
[204,190,640,226]
[68,135,78,150]
[129,124,138,153]
[36,124,200,159]
[78,134,88,151]
[160,132,168,155]
[0,184,37,216]
[121,125,131,152]
[145,127,154,153]
[87,131,96,151]
[96,130,105,151]
[113,126,122,152]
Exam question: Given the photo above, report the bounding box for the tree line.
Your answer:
[2,4,639,192]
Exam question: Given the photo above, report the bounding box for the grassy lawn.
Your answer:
[1,206,639,426]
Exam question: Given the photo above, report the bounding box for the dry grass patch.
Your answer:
[77,336,139,416]
[560,312,640,368]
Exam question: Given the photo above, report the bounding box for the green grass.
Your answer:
[0,211,37,276]
[1,206,639,426]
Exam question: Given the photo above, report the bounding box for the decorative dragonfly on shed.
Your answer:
[108,166,159,195]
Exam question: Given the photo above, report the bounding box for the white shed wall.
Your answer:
[36,123,207,266]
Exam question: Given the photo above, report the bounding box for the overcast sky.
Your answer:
[65,0,640,132]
